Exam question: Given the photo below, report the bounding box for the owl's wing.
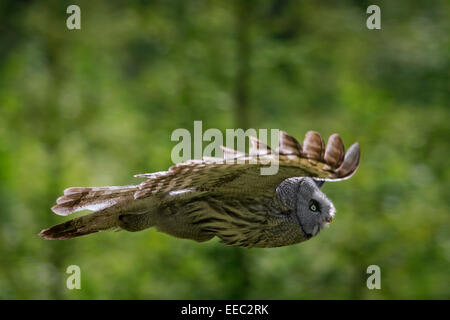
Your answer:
[133,131,360,199]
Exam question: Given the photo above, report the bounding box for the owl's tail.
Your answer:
[40,185,142,240]
[39,207,120,239]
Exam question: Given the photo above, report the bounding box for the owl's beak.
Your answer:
[326,216,334,223]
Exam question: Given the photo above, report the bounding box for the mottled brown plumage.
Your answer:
[40,130,360,248]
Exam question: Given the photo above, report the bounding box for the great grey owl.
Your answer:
[40,130,360,248]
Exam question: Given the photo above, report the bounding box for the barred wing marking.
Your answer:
[134,131,360,199]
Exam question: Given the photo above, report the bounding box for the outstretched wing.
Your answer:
[133,130,360,199]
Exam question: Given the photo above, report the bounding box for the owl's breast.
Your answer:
[197,193,309,248]
[154,192,309,248]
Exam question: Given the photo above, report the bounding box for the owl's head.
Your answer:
[294,177,335,238]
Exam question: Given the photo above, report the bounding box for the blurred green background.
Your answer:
[0,0,448,299]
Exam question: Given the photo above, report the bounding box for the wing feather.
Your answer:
[302,131,325,161]
[249,136,272,155]
[278,130,302,156]
[324,133,345,168]
[133,131,360,200]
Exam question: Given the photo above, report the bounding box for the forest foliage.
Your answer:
[0,0,448,299]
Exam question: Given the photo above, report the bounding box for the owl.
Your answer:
[40,130,360,248]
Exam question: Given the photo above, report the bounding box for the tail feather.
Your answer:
[40,208,120,240]
[41,184,151,240]
[52,185,138,216]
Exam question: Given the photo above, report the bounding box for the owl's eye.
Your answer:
[309,200,320,213]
